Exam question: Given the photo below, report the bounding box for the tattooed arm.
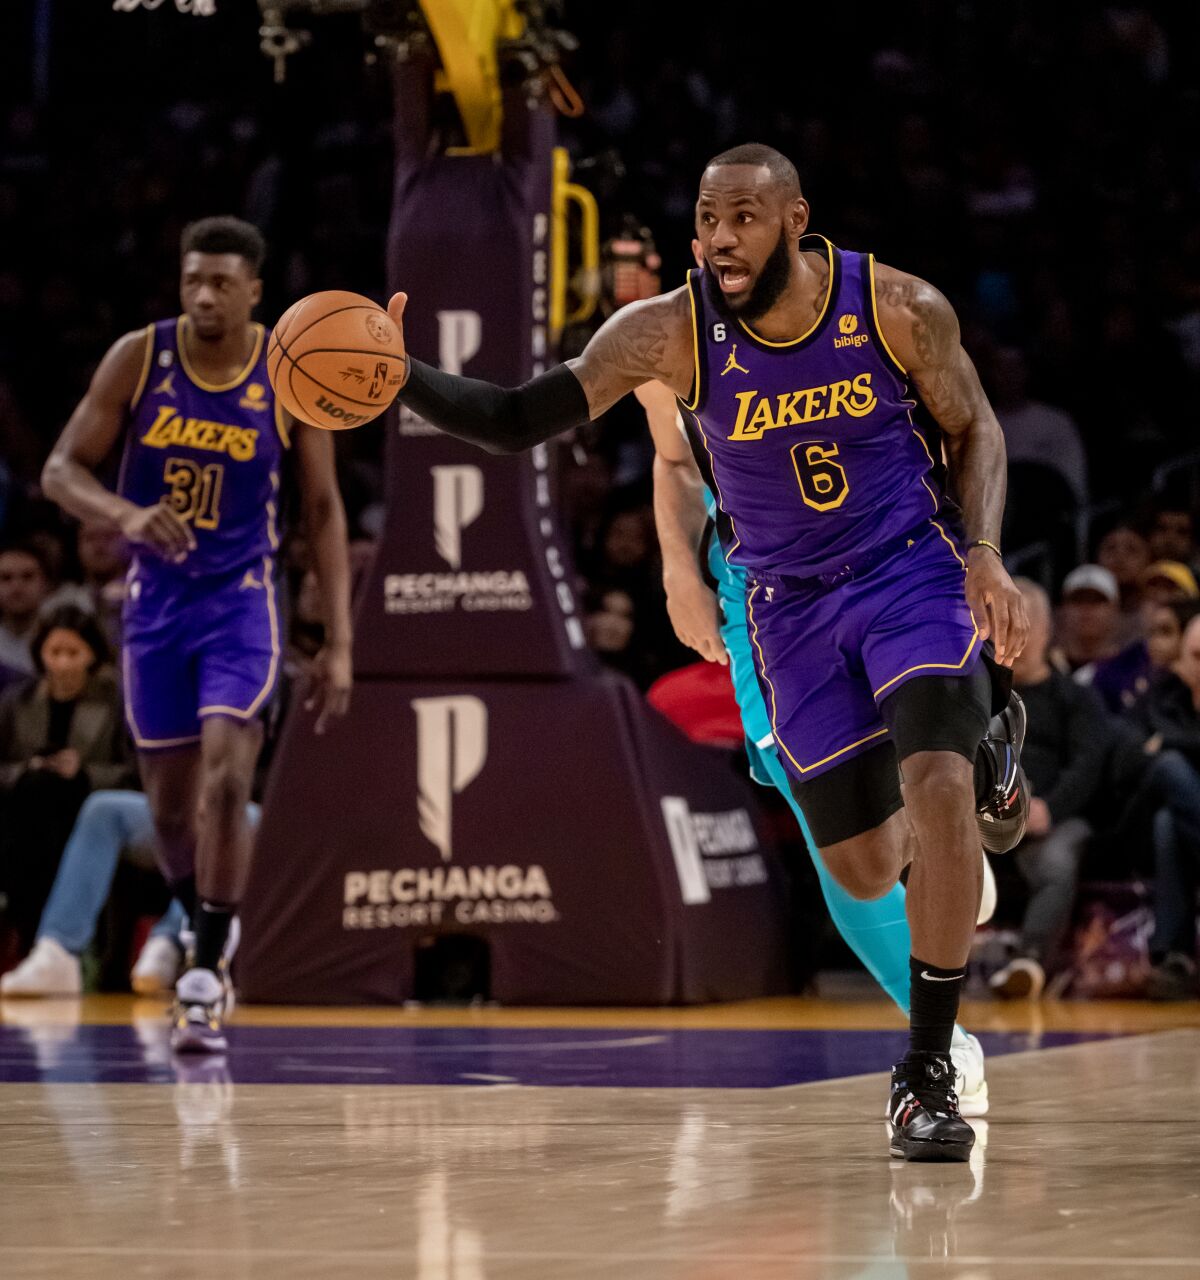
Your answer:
[388,288,694,453]
[875,264,1028,663]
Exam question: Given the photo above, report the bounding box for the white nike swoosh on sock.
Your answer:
[920,970,961,982]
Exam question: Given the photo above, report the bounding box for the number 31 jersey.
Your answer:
[681,235,950,579]
[118,318,291,579]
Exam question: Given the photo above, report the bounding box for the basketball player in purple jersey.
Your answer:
[43,218,353,1052]
[386,144,1029,1161]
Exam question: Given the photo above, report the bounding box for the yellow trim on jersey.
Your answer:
[122,647,202,751]
[198,557,280,720]
[930,518,967,570]
[737,235,835,348]
[911,429,941,514]
[274,395,292,449]
[872,623,981,701]
[129,325,156,412]
[746,582,889,777]
[868,254,908,377]
[176,317,265,393]
[682,274,702,411]
[687,409,741,560]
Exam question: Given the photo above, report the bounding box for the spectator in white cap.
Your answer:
[1053,564,1121,677]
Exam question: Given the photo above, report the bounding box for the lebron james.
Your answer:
[387,143,1029,1162]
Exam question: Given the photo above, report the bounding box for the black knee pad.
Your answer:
[787,740,904,848]
[878,665,992,767]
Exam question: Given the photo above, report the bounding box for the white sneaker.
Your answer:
[131,934,183,995]
[950,1029,989,1117]
[989,955,1045,1000]
[0,937,82,997]
[170,967,230,1054]
[977,854,997,926]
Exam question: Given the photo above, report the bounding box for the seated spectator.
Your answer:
[1141,559,1200,605]
[45,519,130,650]
[991,346,1088,505]
[1,791,186,997]
[1052,564,1121,676]
[1,794,260,998]
[1097,522,1152,645]
[1124,613,1200,997]
[0,605,132,955]
[1091,598,1200,713]
[991,579,1113,999]
[0,540,51,676]
[1147,506,1199,574]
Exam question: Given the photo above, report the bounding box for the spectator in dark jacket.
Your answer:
[1122,613,1200,996]
[0,604,132,954]
[991,579,1114,999]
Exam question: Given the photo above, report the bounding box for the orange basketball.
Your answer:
[267,290,406,431]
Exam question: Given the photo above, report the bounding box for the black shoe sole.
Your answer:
[889,1130,975,1163]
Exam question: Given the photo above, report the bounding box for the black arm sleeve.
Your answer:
[395,357,592,455]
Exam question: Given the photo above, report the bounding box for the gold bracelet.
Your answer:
[967,539,1002,558]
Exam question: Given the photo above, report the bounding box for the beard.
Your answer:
[704,229,793,322]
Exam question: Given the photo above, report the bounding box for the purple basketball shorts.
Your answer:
[122,556,280,750]
[745,519,982,782]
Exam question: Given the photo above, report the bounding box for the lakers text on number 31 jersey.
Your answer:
[118,318,290,579]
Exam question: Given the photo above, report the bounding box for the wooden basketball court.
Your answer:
[1,995,1197,1277]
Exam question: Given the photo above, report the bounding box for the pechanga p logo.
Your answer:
[431,465,484,569]
[412,696,488,862]
[437,310,482,375]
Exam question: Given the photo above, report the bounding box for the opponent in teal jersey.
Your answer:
[637,377,991,1115]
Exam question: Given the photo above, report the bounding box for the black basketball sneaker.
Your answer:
[889,1051,975,1162]
[975,690,1029,854]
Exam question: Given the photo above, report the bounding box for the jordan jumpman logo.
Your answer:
[720,345,749,377]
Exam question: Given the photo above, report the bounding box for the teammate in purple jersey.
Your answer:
[385,142,1031,1162]
[43,217,353,1052]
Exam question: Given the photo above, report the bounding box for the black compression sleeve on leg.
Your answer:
[396,357,592,454]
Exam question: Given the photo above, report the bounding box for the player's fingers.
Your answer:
[990,593,1012,664]
[967,588,990,644]
[1008,592,1030,659]
[387,292,408,325]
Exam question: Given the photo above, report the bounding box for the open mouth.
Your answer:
[715,262,751,294]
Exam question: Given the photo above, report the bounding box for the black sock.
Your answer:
[909,956,966,1056]
[168,874,197,922]
[193,900,234,972]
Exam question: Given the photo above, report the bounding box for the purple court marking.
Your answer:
[0,1022,1121,1088]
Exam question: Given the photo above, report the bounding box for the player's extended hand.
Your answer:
[305,642,353,735]
[386,293,409,386]
[120,501,196,562]
[965,546,1028,666]
[665,569,727,665]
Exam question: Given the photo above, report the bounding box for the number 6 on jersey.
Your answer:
[791,440,849,511]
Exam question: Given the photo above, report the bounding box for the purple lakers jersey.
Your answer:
[682,235,948,577]
[118,318,290,578]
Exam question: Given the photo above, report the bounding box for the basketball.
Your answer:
[267,289,406,431]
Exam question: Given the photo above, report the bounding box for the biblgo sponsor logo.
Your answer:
[383,467,533,613]
[341,696,558,930]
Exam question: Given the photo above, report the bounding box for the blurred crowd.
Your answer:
[1,2,1198,997]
